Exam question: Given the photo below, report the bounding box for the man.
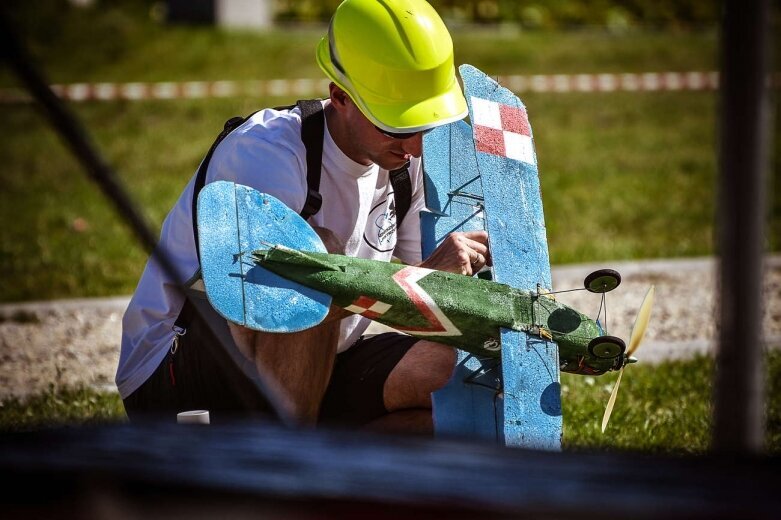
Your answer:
[117,0,490,432]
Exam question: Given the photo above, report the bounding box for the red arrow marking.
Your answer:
[391,266,462,337]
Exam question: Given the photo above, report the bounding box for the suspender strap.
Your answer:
[177,115,252,333]
[173,298,194,336]
[190,101,325,260]
[389,162,411,228]
[177,102,324,332]
[174,116,247,335]
[297,99,325,220]
[191,115,251,263]
[293,99,411,226]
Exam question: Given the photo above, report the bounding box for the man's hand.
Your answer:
[418,230,492,276]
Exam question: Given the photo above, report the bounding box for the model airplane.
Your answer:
[198,182,653,432]
[249,240,652,378]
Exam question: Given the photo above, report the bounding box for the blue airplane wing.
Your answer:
[197,181,331,332]
[428,65,562,450]
[432,353,503,441]
[423,107,503,441]
[421,120,485,257]
[462,64,561,450]
[461,64,552,291]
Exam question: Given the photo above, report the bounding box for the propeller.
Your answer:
[601,285,655,433]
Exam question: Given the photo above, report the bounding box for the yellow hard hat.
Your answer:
[316,0,467,133]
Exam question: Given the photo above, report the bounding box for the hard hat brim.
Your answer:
[316,37,468,133]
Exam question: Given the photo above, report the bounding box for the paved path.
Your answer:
[1,256,779,401]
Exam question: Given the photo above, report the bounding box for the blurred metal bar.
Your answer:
[0,16,161,259]
[713,0,772,453]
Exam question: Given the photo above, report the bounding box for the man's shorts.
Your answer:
[122,307,273,423]
[319,332,419,426]
[123,328,418,426]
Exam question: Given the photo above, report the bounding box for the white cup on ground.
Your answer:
[177,410,210,425]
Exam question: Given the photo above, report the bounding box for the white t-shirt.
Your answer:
[116,101,426,399]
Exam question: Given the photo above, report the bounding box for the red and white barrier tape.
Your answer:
[496,71,724,92]
[2,72,779,103]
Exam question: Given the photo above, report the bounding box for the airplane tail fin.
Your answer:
[197,181,332,333]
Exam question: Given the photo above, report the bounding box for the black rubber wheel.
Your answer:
[584,268,622,293]
[588,335,626,359]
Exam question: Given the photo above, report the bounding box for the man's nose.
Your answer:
[401,133,423,157]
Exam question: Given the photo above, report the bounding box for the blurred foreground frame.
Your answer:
[1,422,780,519]
[1,1,780,517]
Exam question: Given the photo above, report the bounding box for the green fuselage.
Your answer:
[253,247,618,375]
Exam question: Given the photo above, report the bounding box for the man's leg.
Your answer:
[370,340,456,434]
[228,313,342,425]
[319,334,456,434]
[123,310,273,423]
[224,225,348,424]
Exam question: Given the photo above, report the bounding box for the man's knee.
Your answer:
[383,341,457,411]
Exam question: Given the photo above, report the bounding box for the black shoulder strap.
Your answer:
[191,114,253,263]
[389,162,411,228]
[296,99,325,220]
[190,100,326,262]
[176,115,252,332]
[178,102,327,331]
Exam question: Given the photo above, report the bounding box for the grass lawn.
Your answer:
[0,385,126,431]
[564,350,781,453]
[0,89,729,301]
[2,352,779,454]
[1,7,720,85]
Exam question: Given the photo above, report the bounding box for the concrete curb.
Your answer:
[0,296,130,317]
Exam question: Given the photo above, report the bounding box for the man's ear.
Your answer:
[328,83,351,110]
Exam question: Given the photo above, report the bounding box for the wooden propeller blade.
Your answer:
[602,287,653,432]
[601,368,625,433]
[628,285,655,356]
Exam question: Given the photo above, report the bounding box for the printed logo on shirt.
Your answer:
[363,193,398,253]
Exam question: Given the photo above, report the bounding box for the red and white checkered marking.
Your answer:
[345,295,392,320]
[471,96,536,165]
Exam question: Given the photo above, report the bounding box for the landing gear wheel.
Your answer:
[588,336,626,359]
[584,269,622,293]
